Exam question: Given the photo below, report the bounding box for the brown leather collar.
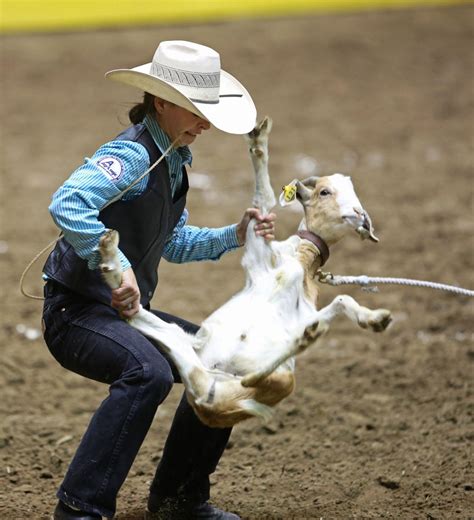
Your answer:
[296,230,330,267]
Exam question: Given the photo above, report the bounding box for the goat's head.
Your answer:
[280,173,378,245]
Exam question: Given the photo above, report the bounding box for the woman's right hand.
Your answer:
[111,267,141,318]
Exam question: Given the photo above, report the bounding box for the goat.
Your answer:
[99,116,391,428]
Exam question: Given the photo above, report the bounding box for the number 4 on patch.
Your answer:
[97,156,123,181]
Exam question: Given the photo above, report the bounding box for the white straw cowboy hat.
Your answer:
[106,40,257,135]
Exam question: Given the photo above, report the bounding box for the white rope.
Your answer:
[318,272,474,297]
[19,237,61,300]
[101,137,179,209]
[20,136,181,301]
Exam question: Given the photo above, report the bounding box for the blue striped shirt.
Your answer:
[48,118,240,272]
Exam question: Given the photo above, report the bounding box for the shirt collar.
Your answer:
[144,114,193,167]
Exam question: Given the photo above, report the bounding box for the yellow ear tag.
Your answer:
[282,184,297,203]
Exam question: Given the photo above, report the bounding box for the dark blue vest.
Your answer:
[43,124,188,307]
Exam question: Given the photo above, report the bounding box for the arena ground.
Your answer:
[1,5,473,519]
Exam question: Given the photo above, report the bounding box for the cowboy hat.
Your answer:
[105,40,257,135]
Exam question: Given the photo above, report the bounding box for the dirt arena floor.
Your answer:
[1,5,473,519]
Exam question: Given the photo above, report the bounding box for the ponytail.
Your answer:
[128,92,156,124]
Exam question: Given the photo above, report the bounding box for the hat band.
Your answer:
[151,62,220,102]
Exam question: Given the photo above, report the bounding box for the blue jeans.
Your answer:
[42,281,231,518]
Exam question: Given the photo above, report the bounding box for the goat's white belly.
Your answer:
[194,278,316,376]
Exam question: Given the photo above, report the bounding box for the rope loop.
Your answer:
[19,136,180,301]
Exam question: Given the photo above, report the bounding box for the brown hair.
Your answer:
[128,92,156,124]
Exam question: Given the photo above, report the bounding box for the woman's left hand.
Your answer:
[111,267,141,319]
[236,208,276,245]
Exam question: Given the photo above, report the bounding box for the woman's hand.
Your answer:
[111,267,141,318]
[236,208,276,245]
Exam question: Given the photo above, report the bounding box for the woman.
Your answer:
[42,41,275,520]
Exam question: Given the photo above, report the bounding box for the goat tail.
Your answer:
[239,399,274,423]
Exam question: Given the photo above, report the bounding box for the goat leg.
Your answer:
[246,116,276,214]
[240,118,280,284]
[315,295,392,332]
[241,319,329,387]
[98,229,122,289]
[242,295,391,387]
[98,230,214,402]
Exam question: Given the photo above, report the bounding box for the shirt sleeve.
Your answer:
[163,209,242,263]
[48,139,150,271]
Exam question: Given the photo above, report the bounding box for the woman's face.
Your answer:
[154,98,211,147]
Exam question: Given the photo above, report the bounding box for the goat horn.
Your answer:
[362,211,379,242]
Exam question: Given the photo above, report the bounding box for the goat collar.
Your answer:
[296,230,330,267]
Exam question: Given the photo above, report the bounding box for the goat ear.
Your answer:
[301,176,320,188]
[296,180,313,204]
[279,179,298,206]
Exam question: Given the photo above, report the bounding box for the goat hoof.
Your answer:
[368,310,392,332]
[257,115,272,134]
[99,229,119,249]
[241,372,264,388]
[248,116,273,140]
[303,320,328,343]
[316,320,330,339]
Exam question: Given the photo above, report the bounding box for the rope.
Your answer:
[19,136,181,301]
[19,237,60,300]
[100,136,180,210]
[318,271,474,297]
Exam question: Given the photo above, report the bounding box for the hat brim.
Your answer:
[105,63,256,135]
